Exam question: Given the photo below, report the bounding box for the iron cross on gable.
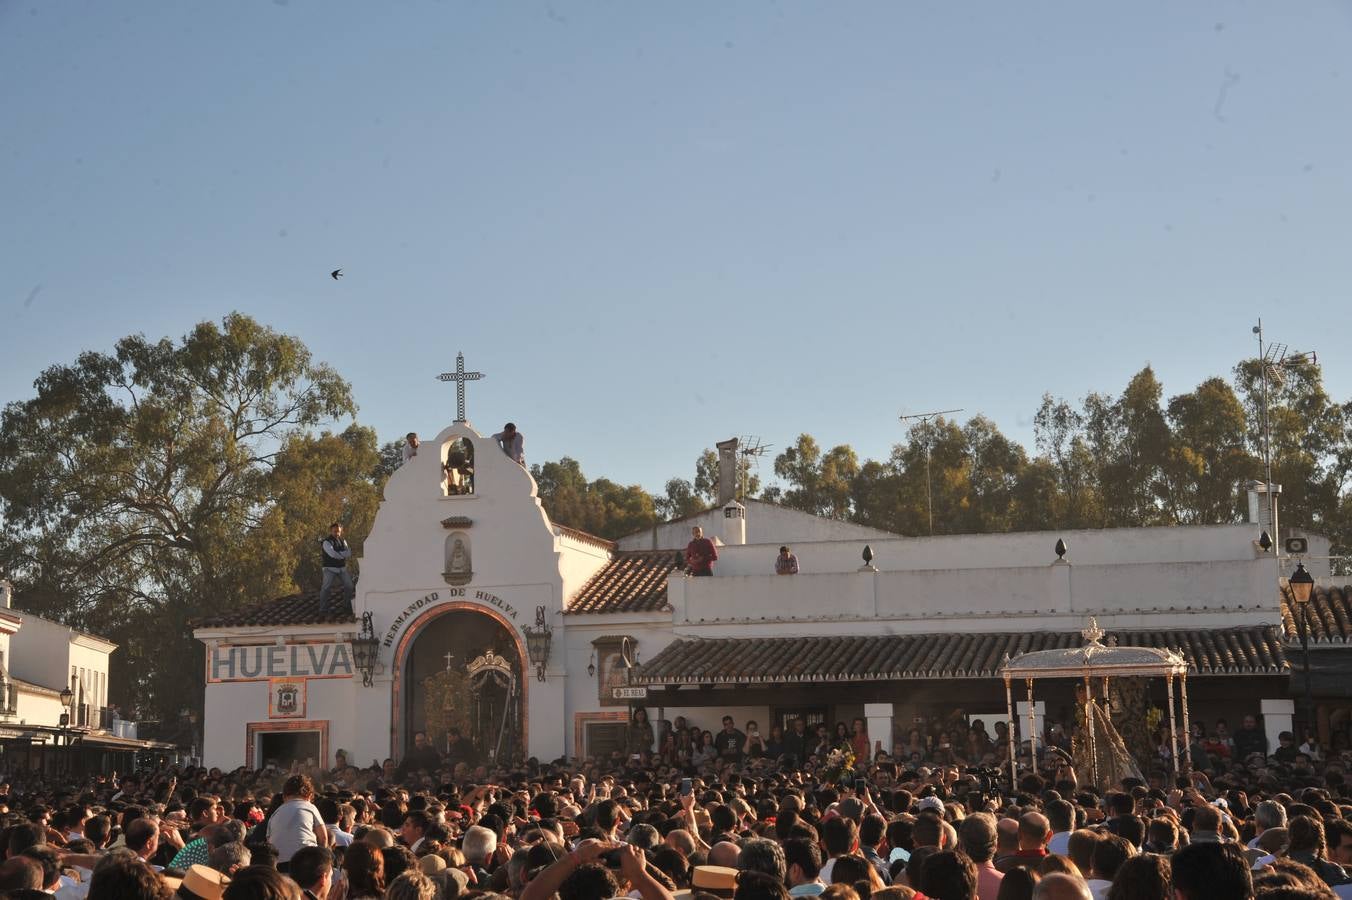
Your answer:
[436,352,485,423]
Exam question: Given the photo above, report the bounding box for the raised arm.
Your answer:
[520,838,615,900]
[620,842,676,900]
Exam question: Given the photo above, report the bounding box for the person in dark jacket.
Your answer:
[397,732,442,781]
[1232,714,1268,760]
[319,522,354,610]
[782,717,808,765]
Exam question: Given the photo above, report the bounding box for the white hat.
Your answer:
[917,796,945,814]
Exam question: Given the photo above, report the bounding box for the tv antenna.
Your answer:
[1252,320,1316,548]
[737,436,772,501]
[898,408,964,535]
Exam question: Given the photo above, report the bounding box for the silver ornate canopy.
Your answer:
[1000,635,1188,680]
[998,618,1193,788]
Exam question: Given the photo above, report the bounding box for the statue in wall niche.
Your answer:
[444,532,472,586]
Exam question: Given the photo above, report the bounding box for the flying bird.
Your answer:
[331,269,343,280]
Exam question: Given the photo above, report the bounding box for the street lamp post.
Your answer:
[1288,562,1315,738]
[58,686,75,775]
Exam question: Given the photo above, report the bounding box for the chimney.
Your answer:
[1246,481,1282,539]
[715,438,739,506]
[721,500,747,546]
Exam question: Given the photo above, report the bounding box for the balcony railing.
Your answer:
[70,704,119,731]
[0,682,15,717]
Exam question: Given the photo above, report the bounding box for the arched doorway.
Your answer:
[402,609,524,765]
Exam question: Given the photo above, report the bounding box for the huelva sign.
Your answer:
[209,642,355,682]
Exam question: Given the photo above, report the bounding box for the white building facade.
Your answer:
[0,581,166,775]
[194,419,1351,771]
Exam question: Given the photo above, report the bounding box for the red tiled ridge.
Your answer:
[1281,584,1352,643]
[567,550,682,615]
[635,626,1287,684]
[195,591,357,628]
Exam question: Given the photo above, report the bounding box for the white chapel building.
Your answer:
[195,413,1352,770]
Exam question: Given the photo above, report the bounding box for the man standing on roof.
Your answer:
[319,522,354,611]
[685,526,718,576]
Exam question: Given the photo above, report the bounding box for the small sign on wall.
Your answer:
[269,679,307,719]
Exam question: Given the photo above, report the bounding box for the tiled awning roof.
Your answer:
[566,550,682,615]
[194,591,357,629]
[635,626,1288,684]
[1281,584,1352,643]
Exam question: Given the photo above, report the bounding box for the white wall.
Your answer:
[557,535,612,616]
[703,524,1269,578]
[324,422,573,764]
[202,675,358,770]
[1280,529,1334,580]
[617,500,896,552]
[9,617,75,692]
[665,553,1277,635]
[200,417,1320,765]
[7,616,114,719]
[69,639,112,712]
[617,509,1283,567]
[14,688,64,728]
[562,617,682,757]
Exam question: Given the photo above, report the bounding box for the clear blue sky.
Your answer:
[3,2,1350,494]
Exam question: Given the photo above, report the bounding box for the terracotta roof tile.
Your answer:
[194,591,357,629]
[1281,584,1352,643]
[635,625,1287,684]
[567,550,682,615]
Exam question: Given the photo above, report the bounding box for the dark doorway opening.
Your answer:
[258,731,321,769]
[405,610,523,764]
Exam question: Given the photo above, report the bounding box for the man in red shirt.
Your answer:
[995,812,1051,873]
[685,526,718,576]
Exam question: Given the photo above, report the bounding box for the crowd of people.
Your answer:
[1,705,1350,900]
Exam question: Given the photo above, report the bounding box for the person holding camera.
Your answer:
[743,721,768,759]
